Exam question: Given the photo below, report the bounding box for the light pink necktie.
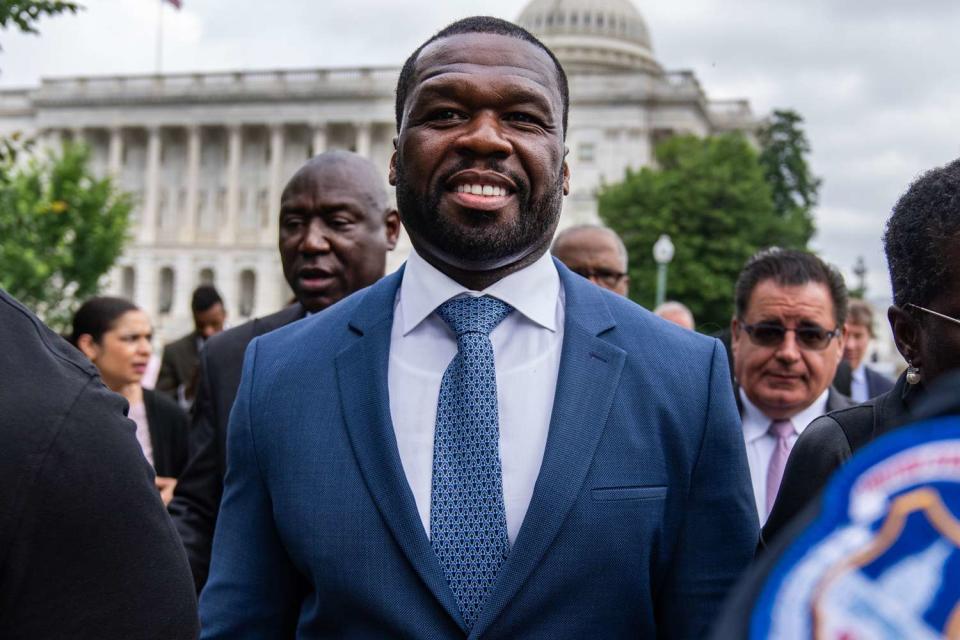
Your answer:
[765,419,796,517]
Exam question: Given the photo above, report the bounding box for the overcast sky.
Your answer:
[2,0,959,303]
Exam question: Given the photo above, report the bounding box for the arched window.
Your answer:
[158,267,175,315]
[121,266,136,300]
[239,269,256,318]
[199,267,215,287]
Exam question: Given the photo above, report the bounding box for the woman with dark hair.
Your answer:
[763,157,960,544]
[71,296,188,504]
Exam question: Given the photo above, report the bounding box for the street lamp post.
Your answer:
[653,234,675,309]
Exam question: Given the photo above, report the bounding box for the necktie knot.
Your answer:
[437,295,513,337]
[769,419,795,440]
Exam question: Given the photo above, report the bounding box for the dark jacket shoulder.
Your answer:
[143,388,189,478]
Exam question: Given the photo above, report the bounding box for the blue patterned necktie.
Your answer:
[430,295,514,629]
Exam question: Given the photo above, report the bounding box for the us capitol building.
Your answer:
[0,0,758,339]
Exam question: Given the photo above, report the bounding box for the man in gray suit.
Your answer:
[731,248,852,524]
[168,150,400,590]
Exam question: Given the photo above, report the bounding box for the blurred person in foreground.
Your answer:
[551,223,629,296]
[654,301,695,330]
[200,17,755,638]
[764,157,960,545]
[156,284,226,407]
[833,298,895,402]
[168,150,400,591]
[0,290,197,638]
[731,249,852,525]
[71,296,188,505]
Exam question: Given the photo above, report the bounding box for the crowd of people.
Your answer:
[2,14,959,640]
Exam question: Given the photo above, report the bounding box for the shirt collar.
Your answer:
[852,363,866,383]
[740,387,831,443]
[399,247,560,336]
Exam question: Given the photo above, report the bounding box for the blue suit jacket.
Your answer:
[200,261,758,639]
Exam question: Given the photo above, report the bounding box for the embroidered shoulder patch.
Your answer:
[751,416,960,639]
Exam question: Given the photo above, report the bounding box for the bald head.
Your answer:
[654,301,695,331]
[552,225,629,296]
[278,150,400,313]
[282,150,391,213]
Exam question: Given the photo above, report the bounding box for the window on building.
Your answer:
[158,267,175,315]
[121,266,136,300]
[239,270,256,318]
[199,268,215,287]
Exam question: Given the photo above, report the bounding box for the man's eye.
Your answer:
[282,217,303,229]
[427,109,462,122]
[506,112,542,125]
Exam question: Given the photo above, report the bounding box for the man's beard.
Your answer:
[394,156,564,267]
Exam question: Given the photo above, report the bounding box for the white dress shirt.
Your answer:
[850,363,869,403]
[388,248,564,544]
[740,388,829,523]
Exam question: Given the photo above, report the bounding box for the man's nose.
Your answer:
[456,111,512,157]
[301,219,332,253]
[774,330,802,362]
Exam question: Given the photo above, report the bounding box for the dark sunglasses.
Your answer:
[570,267,627,288]
[740,321,841,351]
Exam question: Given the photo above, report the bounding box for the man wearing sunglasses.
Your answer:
[730,248,852,523]
[551,224,630,296]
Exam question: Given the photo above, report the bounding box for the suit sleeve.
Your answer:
[168,346,222,592]
[199,338,302,638]
[762,416,851,546]
[656,339,760,638]
[0,379,199,639]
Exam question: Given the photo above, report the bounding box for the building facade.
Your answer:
[0,0,758,340]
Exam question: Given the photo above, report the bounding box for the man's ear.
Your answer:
[388,143,398,186]
[384,209,401,250]
[888,305,920,365]
[562,160,570,196]
[76,334,99,362]
[835,322,848,363]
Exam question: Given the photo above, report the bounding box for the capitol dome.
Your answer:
[517,0,662,74]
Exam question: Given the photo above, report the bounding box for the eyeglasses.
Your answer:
[570,267,627,288]
[905,303,960,327]
[740,321,842,351]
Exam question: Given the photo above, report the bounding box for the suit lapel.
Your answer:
[334,269,467,632]
[470,264,626,639]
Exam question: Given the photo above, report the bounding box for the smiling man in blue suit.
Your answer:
[200,16,758,639]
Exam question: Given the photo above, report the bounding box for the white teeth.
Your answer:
[456,184,507,197]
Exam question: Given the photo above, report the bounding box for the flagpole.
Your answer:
[156,0,164,74]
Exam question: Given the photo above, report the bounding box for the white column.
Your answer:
[267,124,285,243]
[217,252,237,318]
[354,121,372,158]
[173,253,194,318]
[134,253,157,319]
[139,126,161,245]
[71,127,85,146]
[108,127,123,176]
[311,123,327,157]
[180,125,201,244]
[221,124,242,246]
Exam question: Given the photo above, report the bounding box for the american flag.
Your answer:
[165,0,182,9]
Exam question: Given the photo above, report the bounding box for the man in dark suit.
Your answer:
[833,298,895,401]
[156,284,226,406]
[730,248,853,525]
[0,289,198,639]
[167,150,400,591]
[200,17,757,638]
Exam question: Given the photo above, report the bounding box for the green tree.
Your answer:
[599,133,781,331]
[0,139,133,330]
[758,109,821,249]
[0,0,81,42]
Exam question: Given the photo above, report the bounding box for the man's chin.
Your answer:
[297,290,340,314]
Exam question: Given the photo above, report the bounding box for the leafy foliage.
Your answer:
[0,0,81,38]
[599,133,786,332]
[757,109,821,248]
[0,138,133,330]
